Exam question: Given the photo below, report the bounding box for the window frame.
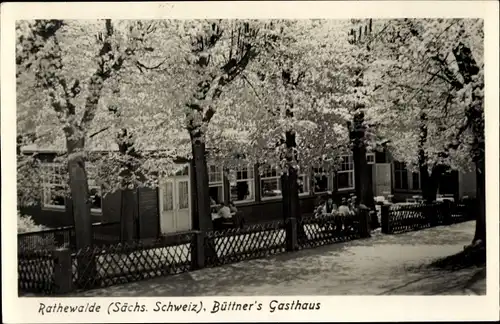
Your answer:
[208,164,224,206]
[312,167,332,194]
[297,171,310,196]
[366,153,375,164]
[86,164,103,214]
[260,166,282,201]
[394,161,409,190]
[411,171,421,191]
[41,162,67,210]
[40,162,104,214]
[229,164,255,204]
[337,155,355,191]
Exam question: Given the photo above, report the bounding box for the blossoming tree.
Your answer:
[368,18,484,243]
[16,19,159,248]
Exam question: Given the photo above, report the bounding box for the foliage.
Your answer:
[17,212,49,233]
[209,20,369,175]
[367,19,484,173]
[16,18,484,205]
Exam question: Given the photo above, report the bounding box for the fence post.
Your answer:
[426,203,436,227]
[358,207,371,238]
[381,204,390,234]
[53,248,73,294]
[191,231,206,270]
[442,201,452,225]
[285,217,298,252]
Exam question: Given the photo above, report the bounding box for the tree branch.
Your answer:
[80,19,129,130]
[136,57,168,73]
[88,126,111,139]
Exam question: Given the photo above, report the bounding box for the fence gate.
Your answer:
[374,163,392,197]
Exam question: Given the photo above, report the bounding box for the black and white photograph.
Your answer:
[2,1,499,323]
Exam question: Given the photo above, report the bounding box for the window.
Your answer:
[41,163,67,208]
[229,165,255,203]
[337,155,355,190]
[174,165,189,176]
[87,164,103,212]
[41,162,103,213]
[297,172,310,195]
[412,172,421,190]
[260,166,308,199]
[313,167,331,193]
[366,153,375,164]
[208,164,224,205]
[394,161,409,190]
[261,166,282,199]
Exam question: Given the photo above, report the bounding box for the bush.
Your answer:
[17,212,48,233]
[18,212,56,252]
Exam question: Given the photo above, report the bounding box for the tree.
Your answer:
[216,20,367,224]
[16,19,157,248]
[129,20,266,231]
[369,19,484,243]
[347,19,377,208]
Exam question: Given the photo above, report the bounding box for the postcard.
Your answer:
[1,1,499,323]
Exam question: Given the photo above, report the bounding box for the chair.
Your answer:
[219,211,246,229]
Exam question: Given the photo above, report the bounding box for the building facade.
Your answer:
[20,149,372,238]
[387,160,477,203]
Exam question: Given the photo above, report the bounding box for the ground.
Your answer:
[69,221,485,296]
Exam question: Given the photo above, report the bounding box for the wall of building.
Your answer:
[138,187,160,238]
[20,152,357,237]
[388,156,476,202]
[458,169,477,199]
[236,190,356,224]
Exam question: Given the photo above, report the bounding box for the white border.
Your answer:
[2,1,499,323]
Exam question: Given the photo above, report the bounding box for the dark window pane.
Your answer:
[412,172,420,190]
[337,172,353,189]
[375,151,386,163]
[314,175,329,192]
[209,186,223,205]
[395,172,402,189]
[89,188,102,209]
[401,170,408,189]
[231,181,254,201]
[261,179,281,198]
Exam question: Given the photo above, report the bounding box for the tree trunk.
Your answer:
[190,137,213,232]
[281,130,306,242]
[350,112,374,208]
[66,136,93,249]
[420,165,442,204]
[190,132,218,263]
[66,133,96,288]
[473,158,485,244]
[116,128,141,242]
[417,113,443,205]
[451,42,484,245]
[120,188,137,243]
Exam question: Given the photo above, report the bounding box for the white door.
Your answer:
[174,177,191,232]
[159,176,192,234]
[159,180,176,234]
[374,163,392,197]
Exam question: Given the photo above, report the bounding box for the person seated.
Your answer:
[228,201,238,214]
[210,196,220,214]
[321,196,338,216]
[217,202,232,219]
[314,197,325,217]
[338,198,351,216]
